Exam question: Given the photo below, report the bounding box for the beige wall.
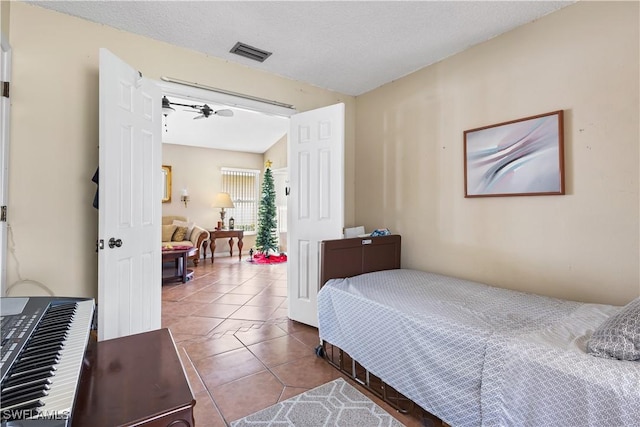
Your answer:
[162,136,289,258]
[7,2,638,305]
[162,143,262,257]
[263,134,288,170]
[6,2,355,298]
[1,1,9,40]
[355,1,639,305]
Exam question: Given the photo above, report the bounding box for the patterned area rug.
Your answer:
[230,378,405,427]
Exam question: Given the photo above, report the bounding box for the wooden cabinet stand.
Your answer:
[73,328,195,427]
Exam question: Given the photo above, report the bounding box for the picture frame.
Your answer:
[161,165,172,203]
[464,110,565,198]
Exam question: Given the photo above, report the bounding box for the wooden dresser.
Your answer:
[72,328,195,426]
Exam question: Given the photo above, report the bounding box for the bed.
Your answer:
[317,235,640,427]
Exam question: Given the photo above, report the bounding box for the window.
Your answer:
[222,168,260,232]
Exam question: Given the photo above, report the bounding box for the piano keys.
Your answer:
[1,297,94,426]
[2,298,195,427]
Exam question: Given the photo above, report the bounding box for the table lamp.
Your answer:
[213,192,234,229]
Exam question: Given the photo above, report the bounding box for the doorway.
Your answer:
[157,82,292,259]
[157,81,346,328]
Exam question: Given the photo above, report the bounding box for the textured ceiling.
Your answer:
[27,0,575,152]
[28,0,574,96]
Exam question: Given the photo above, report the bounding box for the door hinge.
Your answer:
[2,82,9,98]
[0,206,6,222]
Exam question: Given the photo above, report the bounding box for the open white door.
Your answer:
[0,34,10,296]
[98,49,162,341]
[287,103,344,327]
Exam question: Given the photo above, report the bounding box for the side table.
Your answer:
[162,247,197,283]
[207,229,244,263]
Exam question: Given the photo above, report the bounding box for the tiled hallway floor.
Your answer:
[162,256,430,427]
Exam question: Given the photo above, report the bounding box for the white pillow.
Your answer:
[172,220,195,240]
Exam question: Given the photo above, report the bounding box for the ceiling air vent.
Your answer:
[230,42,272,63]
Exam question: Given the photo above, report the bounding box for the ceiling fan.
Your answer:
[162,96,234,119]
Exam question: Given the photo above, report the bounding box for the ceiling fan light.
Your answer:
[162,96,175,116]
[201,105,213,118]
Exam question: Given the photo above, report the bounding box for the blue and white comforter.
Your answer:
[317,269,640,426]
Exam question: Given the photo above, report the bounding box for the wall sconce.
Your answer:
[180,188,190,207]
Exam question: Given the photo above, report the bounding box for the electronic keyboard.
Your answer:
[0,297,94,427]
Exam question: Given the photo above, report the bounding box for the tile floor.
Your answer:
[162,256,434,427]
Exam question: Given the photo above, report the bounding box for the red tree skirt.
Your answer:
[251,253,287,264]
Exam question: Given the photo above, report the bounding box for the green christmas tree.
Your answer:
[255,160,278,255]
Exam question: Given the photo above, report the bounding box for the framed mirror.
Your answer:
[162,165,172,203]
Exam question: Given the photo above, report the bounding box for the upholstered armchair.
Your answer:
[162,215,209,266]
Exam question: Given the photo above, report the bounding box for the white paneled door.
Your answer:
[98,49,162,341]
[0,34,10,296]
[287,103,344,327]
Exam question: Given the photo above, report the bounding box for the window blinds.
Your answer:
[221,168,260,231]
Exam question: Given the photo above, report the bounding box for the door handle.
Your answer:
[108,238,123,248]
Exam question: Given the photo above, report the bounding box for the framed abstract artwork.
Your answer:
[464,110,565,197]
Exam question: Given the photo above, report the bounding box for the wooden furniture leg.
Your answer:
[210,239,217,264]
[201,240,208,262]
[237,236,243,261]
[180,253,187,283]
[228,237,235,258]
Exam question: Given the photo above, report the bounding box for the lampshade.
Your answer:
[213,192,234,208]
